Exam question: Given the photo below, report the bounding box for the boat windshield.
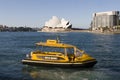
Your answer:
[75,48,83,57]
[38,46,65,54]
[66,48,74,55]
[36,45,75,55]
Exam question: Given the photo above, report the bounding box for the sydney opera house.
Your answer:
[41,16,72,32]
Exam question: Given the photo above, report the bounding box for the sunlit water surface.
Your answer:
[0,32,120,80]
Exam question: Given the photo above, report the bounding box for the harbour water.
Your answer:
[0,32,120,80]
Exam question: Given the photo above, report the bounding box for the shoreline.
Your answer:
[0,30,120,34]
[38,30,120,34]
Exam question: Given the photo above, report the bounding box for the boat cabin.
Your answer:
[29,39,85,62]
[22,39,97,68]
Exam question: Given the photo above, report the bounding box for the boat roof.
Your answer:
[36,39,75,48]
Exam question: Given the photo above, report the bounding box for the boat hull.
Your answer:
[22,59,97,68]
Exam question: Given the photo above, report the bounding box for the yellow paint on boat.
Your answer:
[22,39,97,67]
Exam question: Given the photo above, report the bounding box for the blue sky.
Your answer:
[0,0,120,28]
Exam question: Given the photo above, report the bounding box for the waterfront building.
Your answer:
[91,11,120,31]
[41,16,72,32]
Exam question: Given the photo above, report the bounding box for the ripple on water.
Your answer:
[0,32,120,80]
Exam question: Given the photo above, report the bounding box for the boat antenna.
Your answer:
[56,35,60,43]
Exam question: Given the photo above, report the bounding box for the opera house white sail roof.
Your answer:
[41,16,72,32]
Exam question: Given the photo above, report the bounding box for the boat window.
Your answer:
[75,48,83,57]
[41,46,64,54]
[66,48,74,55]
[36,45,43,51]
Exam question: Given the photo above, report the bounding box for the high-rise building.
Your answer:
[91,11,119,30]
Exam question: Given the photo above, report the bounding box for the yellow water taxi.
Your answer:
[22,39,97,68]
